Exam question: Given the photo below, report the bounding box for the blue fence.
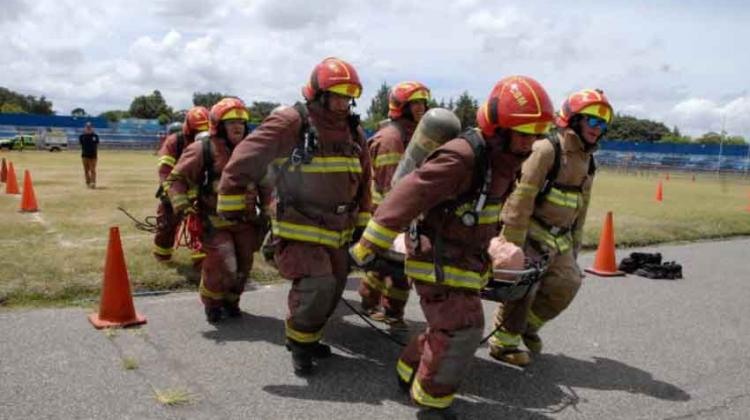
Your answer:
[597,141,749,173]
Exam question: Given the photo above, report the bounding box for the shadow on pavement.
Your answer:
[201,312,287,346]
[461,351,690,417]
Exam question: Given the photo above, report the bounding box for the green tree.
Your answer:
[605,114,671,142]
[364,82,390,130]
[696,132,747,145]
[0,102,25,113]
[71,107,87,117]
[0,87,54,114]
[192,91,225,109]
[129,90,173,119]
[98,110,130,123]
[452,91,478,129]
[249,101,280,123]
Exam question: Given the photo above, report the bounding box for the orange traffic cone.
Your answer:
[19,170,39,212]
[1,157,7,182]
[691,174,696,183]
[585,211,625,277]
[5,162,19,194]
[655,180,663,202]
[665,173,670,181]
[88,227,147,329]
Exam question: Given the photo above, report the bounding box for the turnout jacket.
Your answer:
[157,132,192,196]
[369,118,417,208]
[360,130,526,290]
[167,135,255,230]
[216,102,372,249]
[501,128,595,254]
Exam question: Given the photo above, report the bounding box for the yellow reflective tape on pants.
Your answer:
[217,194,246,212]
[411,378,454,409]
[362,220,399,250]
[527,309,546,330]
[545,188,579,208]
[489,329,521,348]
[224,293,240,302]
[405,259,489,290]
[374,152,402,168]
[272,219,353,248]
[273,156,363,174]
[187,186,198,200]
[199,279,224,301]
[285,320,323,343]
[158,155,176,167]
[356,212,371,227]
[364,271,386,292]
[153,245,173,256]
[382,286,410,301]
[396,359,414,383]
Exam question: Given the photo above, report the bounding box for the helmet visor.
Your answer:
[511,121,553,135]
[328,83,362,98]
[221,108,250,121]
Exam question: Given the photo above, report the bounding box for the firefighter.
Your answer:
[358,81,430,329]
[153,107,209,263]
[350,76,554,415]
[167,98,264,323]
[216,57,371,375]
[489,89,613,367]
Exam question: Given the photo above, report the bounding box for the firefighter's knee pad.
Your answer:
[292,275,338,328]
[432,327,483,386]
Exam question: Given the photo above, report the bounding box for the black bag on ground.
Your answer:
[618,252,662,273]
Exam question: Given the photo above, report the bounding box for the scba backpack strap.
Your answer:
[535,135,597,205]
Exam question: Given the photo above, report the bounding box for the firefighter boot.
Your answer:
[416,407,458,420]
[287,340,314,376]
[204,306,223,324]
[286,340,331,358]
[523,332,543,354]
[489,344,531,367]
[489,330,531,366]
[223,300,242,318]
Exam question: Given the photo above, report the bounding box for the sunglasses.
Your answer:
[585,115,608,131]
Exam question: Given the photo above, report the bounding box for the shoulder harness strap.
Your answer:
[201,136,214,195]
[175,132,185,158]
[536,135,562,205]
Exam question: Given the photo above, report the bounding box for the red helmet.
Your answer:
[476,76,555,137]
[556,89,613,128]
[302,57,362,101]
[183,106,209,136]
[388,81,431,119]
[209,98,249,136]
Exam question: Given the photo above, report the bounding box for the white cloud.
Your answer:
[0,0,747,138]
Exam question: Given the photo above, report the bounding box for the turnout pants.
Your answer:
[275,241,349,345]
[199,223,261,309]
[491,249,582,346]
[397,282,484,409]
[358,270,411,318]
[153,201,182,261]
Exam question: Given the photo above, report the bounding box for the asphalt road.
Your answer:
[1,238,749,419]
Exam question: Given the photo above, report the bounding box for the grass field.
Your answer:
[1,150,749,307]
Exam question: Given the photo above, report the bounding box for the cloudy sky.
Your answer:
[1,0,748,137]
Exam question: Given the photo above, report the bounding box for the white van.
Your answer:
[40,128,69,152]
